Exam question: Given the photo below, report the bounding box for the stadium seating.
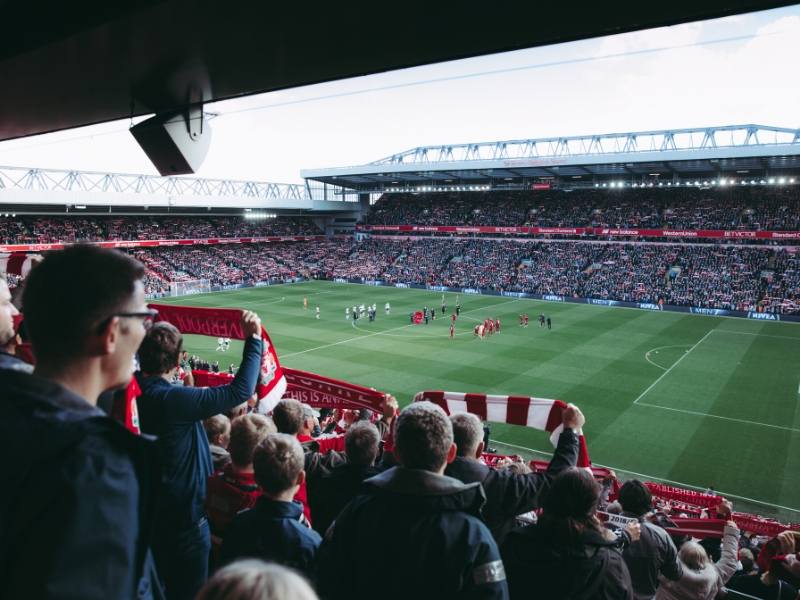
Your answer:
[365,187,800,231]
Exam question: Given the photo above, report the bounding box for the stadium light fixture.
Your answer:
[768,178,775,184]
[750,179,756,185]
[778,177,786,184]
[790,178,796,184]
[658,182,663,187]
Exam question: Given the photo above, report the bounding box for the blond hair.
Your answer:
[196,559,317,600]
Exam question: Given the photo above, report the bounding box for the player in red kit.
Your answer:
[449,322,455,339]
[495,317,501,333]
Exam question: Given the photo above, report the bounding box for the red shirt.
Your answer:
[295,433,346,522]
[206,465,261,537]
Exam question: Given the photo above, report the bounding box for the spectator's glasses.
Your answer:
[106,309,159,331]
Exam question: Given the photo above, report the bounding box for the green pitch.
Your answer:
[157,280,800,522]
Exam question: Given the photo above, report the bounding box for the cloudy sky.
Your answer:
[0,5,797,183]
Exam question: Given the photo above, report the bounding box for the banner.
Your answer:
[0,235,324,253]
[355,224,800,240]
[193,367,386,412]
[148,303,287,410]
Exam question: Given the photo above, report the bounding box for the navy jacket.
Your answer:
[137,336,262,527]
[318,467,509,600]
[445,428,579,544]
[220,497,321,578]
[0,369,163,600]
[309,462,381,536]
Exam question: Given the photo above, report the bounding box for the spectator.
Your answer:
[503,467,636,600]
[136,313,263,600]
[196,559,318,600]
[318,401,509,599]
[206,414,275,540]
[0,245,162,599]
[653,521,740,600]
[0,276,28,372]
[309,421,382,536]
[617,479,683,599]
[219,434,322,579]
[205,414,232,472]
[445,408,581,545]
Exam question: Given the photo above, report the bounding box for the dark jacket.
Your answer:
[0,349,33,373]
[445,428,579,544]
[318,467,509,600]
[503,522,633,600]
[219,497,321,578]
[0,369,163,600]
[309,462,381,536]
[620,513,682,600]
[136,336,262,528]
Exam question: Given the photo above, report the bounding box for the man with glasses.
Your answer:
[0,245,163,600]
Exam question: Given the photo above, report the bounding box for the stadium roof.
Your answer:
[301,124,800,192]
[0,1,795,142]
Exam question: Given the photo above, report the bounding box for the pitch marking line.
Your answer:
[492,440,800,514]
[280,299,520,359]
[634,402,800,433]
[644,345,693,370]
[632,329,715,405]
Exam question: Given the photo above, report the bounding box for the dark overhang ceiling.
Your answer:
[0,0,794,142]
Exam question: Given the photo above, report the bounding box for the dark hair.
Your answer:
[228,414,275,467]
[253,433,304,494]
[137,322,182,374]
[540,468,603,547]
[272,399,304,435]
[345,421,380,466]
[618,479,652,516]
[394,401,453,472]
[22,245,144,362]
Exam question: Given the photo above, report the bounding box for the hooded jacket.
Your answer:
[0,369,162,600]
[503,520,633,600]
[317,466,509,600]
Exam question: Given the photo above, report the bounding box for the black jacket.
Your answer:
[318,467,509,600]
[445,428,579,545]
[0,369,163,600]
[620,513,682,600]
[219,497,321,579]
[309,462,381,536]
[503,522,633,600]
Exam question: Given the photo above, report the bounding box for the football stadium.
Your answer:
[2,3,800,600]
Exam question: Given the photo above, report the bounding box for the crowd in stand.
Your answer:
[365,187,800,231]
[0,215,321,244]
[127,238,800,314]
[1,246,800,600]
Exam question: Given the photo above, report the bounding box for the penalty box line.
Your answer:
[492,440,800,514]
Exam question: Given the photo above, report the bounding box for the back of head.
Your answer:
[394,401,453,472]
[204,414,231,446]
[450,412,483,457]
[228,414,276,467]
[22,245,144,364]
[344,421,380,466]
[541,468,602,544]
[679,541,710,571]
[618,479,652,516]
[253,433,304,495]
[272,399,304,435]
[196,559,318,600]
[137,322,182,375]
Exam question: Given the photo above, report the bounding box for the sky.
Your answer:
[0,5,798,184]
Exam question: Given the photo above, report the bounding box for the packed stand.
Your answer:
[0,215,321,244]
[364,187,800,231]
